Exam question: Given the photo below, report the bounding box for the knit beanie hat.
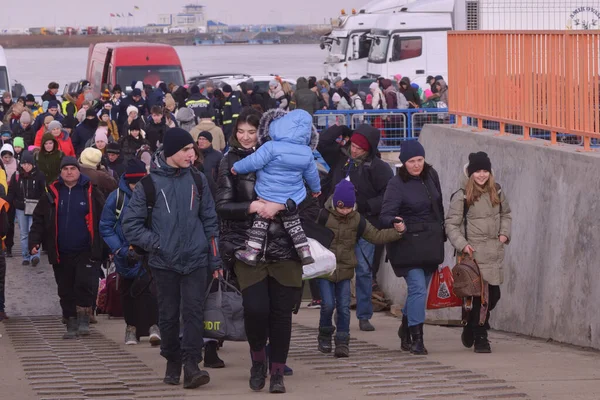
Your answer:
[79,147,103,168]
[20,112,32,124]
[332,92,341,102]
[94,130,108,144]
[333,179,356,208]
[131,88,142,97]
[129,119,141,131]
[124,159,147,184]
[85,108,97,118]
[13,137,25,149]
[467,152,492,177]
[48,120,62,131]
[20,150,34,165]
[190,85,200,94]
[101,89,111,100]
[350,133,370,152]
[106,142,121,154]
[126,105,138,116]
[60,156,80,170]
[399,140,425,164]
[47,100,59,110]
[197,131,213,143]
[163,127,194,158]
[222,84,233,93]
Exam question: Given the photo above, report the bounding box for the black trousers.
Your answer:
[119,275,159,339]
[468,284,501,332]
[5,207,14,250]
[0,255,6,312]
[242,276,302,364]
[52,252,100,318]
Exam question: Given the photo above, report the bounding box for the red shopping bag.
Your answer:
[426,266,463,309]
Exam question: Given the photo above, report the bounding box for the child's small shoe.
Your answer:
[298,246,314,265]
[235,247,261,266]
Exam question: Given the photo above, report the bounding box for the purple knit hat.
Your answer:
[333,180,356,208]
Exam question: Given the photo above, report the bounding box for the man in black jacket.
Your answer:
[118,89,146,130]
[291,77,319,115]
[29,157,106,339]
[196,131,223,183]
[317,124,393,332]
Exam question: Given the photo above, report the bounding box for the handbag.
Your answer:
[302,237,337,280]
[387,174,445,271]
[426,266,463,309]
[203,277,246,342]
[24,199,38,215]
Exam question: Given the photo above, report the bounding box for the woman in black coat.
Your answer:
[379,140,444,356]
[216,108,306,394]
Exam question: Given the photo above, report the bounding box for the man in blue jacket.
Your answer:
[122,128,222,390]
[99,159,160,346]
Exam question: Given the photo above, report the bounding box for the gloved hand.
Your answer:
[126,248,142,266]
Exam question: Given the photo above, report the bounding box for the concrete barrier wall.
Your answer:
[377,124,600,349]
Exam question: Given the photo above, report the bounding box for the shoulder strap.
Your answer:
[191,170,204,199]
[317,208,329,226]
[140,175,156,228]
[356,214,367,242]
[115,189,125,220]
[462,189,469,242]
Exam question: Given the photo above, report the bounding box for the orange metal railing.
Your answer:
[448,31,600,150]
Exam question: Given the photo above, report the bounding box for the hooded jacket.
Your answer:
[72,118,99,156]
[322,196,402,282]
[122,151,221,274]
[437,79,449,106]
[1,144,18,182]
[175,107,196,133]
[28,174,105,264]
[445,170,511,285]
[36,133,64,184]
[6,154,46,211]
[232,109,320,205]
[318,124,393,227]
[79,164,118,199]
[370,83,387,110]
[99,176,143,278]
[12,123,36,148]
[400,77,422,108]
[291,77,319,115]
[119,131,150,164]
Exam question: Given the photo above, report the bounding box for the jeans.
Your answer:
[16,210,37,261]
[318,279,351,335]
[52,252,99,318]
[242,276,301,364]
[354,238,375,321]
[152,267,207,363]
[402,268,432,327]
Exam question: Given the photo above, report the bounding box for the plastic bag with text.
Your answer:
[426,266,463,309]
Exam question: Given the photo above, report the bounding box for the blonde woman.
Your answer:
[445,152,512,354]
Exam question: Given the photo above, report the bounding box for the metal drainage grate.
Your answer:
[4,316,185,400]
[289,323,530,400]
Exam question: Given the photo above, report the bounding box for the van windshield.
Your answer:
[0,67,9,94]
[116,66,185,88]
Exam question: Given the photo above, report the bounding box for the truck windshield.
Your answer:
[116,66,185,88]
[368,37,390,63]
[326,37,349,63]
[0,67,9,94]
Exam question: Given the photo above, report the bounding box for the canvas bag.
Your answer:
[302,237,337,280]
[203,277,246,342]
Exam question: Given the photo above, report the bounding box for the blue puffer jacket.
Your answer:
[121,150,221,274]
[233,109,321,204]
[99,176,142,279]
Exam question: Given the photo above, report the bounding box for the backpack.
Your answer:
[113,188,126,228]
[396,91,409,109]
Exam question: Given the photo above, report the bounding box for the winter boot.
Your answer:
[334,333,350,358]
[149,325,161,347]
[409,324,428,355]
[204,341,225,368]
[249,349,267,391]
[163,359,182,385]
[461,325,475,348]
[297,245,315,265]
[183,359,210,389]
[5,247,12,258]
[125,326,138,345]
[317,326,335,353]
[398,315,412,351]
[359,319,375,331]
[88,308,98,324]
[235,246,261,267]
[76,306,91,336]
[269,363,286,394]
[63,317,78,339]
[473,327,492,353]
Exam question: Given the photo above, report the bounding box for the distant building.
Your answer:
[158,4,206,31]
[207,20,228,33]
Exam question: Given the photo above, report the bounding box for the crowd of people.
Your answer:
[0,74,507,395]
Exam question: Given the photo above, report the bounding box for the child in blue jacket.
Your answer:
[231,108,321,266]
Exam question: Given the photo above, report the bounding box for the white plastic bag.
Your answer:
[302,238,337,280]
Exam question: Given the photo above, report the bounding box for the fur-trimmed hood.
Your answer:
[257,108,319,151]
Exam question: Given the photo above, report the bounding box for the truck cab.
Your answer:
[366,0,455,87]
[86,42,185,98]
[0,46,11,96]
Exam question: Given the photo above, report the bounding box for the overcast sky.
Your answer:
[1,0,366,28]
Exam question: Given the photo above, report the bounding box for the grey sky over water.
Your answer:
[1,0,366,28]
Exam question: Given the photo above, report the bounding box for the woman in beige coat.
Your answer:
[445,152,511,354]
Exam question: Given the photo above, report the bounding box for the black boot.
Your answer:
[76,306,90,336]
[318,326,335,353]
[409,324,428,355]
[204,341,225,368]
[474,327,492,353]
[183,359,210,389]
[5,247,12,258]
[63,317,78,339]
[269,363,286,394]
[334,333,350,358]
[163,359,182,385]
[398,315,412,351]
[249,349,267,391]
[462,324,475,348]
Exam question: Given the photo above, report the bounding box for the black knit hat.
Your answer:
[124,159,147,183]
[106,142,121,154]
[197,131,213,143]
[60,156,80,171]
[222,84,233,93]
[467,152,492,176]
[163,127,194,158]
